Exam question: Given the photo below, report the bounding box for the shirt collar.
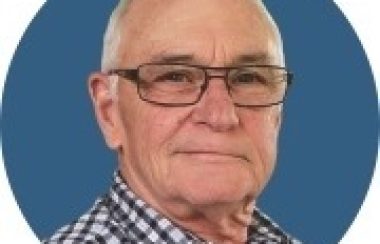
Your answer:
[108,170,295,243]
[108,171,202,243]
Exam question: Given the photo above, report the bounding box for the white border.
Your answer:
[0,0,378,243]
[0,2,46,242]
[334,1,380,242]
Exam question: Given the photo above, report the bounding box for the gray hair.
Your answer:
[101,0,132,72]
[101,0,284,96]
[101,0,283,72]
[101,0,133,97]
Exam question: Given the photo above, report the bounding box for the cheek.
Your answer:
[125,109,170,162]
[141,110,183,152]
[117,85,182,159]
[244,109,280,151]
[242,110,280,185]
[125,106,190,179]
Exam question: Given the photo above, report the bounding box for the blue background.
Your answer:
[1,0,378,243]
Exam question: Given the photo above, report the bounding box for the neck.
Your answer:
[119,162,255,243]
[166,200,254,243]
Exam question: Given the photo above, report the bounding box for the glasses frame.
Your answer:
[108,63,293,107]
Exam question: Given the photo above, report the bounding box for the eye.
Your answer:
[233,72,266,84]
[155,71,191,83]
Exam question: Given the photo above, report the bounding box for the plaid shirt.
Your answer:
[44,171,300,243]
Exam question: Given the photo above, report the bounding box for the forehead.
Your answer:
[119,0,281,65]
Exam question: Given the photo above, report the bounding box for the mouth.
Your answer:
[176,150,249,163]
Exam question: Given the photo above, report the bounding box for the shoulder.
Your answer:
[42,196,133,244]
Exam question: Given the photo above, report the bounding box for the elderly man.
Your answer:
[45,0,299,243]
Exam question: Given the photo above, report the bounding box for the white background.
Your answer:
[0,0,378,243]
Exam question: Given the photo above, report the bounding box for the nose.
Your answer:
[191,76,239,131]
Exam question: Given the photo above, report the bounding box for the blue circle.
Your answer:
[1,0,378,243]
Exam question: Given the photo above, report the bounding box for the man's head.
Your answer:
[89,0,287,210]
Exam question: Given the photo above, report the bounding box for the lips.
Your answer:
[176,150,249,162]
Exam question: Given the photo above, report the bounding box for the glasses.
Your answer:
[108,63,293,107]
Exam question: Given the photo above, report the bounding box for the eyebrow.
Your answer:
[231,53,272,65]
[150,54,195,63]
[148,53,272,65]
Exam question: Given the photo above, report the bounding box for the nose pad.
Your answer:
[192,76,239,131]
[202,75,232,101]
[204,74,232,95]
[201,71,234,104]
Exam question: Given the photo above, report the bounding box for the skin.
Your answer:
[89,0,284,243]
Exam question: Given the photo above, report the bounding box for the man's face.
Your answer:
[104,0,283,206]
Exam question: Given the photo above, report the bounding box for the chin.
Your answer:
[186,187,252,206]
[173,165,257,205]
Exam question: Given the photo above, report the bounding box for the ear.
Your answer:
[88,72,122,150]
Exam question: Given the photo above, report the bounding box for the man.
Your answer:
[45,0,299,243]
